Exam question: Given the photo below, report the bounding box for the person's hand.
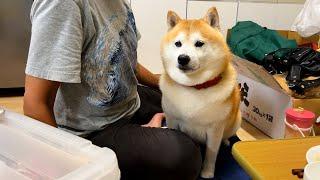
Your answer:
[142,113,165,128]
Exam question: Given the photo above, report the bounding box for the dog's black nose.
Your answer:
[178,54,190,66]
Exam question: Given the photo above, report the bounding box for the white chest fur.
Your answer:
[160,65,236,143]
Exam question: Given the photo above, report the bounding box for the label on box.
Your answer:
[238,74,292,138]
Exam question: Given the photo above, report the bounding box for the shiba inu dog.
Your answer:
[159,7,241,178]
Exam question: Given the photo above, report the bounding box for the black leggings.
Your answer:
[87,86,202,180]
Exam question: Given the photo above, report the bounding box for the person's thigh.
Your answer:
[133,85,162,125]
[89,124,202,180]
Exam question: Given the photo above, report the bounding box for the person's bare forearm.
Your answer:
[23,100,57,127]
[24,75,60,127]
[136,63,160,89]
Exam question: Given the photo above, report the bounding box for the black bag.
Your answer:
[263,47,320,94]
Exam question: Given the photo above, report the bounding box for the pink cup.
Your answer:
[285,108,315,129]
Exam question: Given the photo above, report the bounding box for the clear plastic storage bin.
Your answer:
[0,108,120,180]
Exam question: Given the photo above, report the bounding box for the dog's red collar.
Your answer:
[190,75,222,90]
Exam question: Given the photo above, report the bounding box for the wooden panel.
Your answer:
[0,96,23,114]
[232,137,320,179]
[237,120,271,141]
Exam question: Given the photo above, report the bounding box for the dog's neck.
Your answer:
[190,75,222,90]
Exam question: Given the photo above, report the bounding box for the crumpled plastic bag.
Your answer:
[292,0,320,37]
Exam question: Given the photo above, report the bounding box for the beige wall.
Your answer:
[132,0,306,73]
[190,0,305,3]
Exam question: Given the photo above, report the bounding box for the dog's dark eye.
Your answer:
[175,41,182,47]
[195,41,204,48]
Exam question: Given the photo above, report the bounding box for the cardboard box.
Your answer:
[233,56,289,138]
[229,29,320,138]
[277,30,319,46]
[233,56,320,139]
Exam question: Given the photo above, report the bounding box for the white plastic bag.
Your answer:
[292,0,320,37]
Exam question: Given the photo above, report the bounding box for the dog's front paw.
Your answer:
[200,169,214,179]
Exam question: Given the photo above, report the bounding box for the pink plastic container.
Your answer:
[286,108,315,128]
[285,108,316,138]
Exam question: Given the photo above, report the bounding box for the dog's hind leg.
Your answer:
[223,110,242,146]
[200,126,224,179]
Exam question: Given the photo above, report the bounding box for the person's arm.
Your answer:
[24,75,60,127]
[136,63,160,89]
[24,0,83,126]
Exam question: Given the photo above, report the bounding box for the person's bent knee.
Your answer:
[159,130,202,180]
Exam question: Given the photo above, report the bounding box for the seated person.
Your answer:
[24,0,202,179]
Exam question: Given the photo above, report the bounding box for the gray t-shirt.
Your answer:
[26,0,140,135]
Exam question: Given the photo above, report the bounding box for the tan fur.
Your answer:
[223,87,242,140]
[160,7,241,178]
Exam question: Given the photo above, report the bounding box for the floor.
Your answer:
[0,94,270,141]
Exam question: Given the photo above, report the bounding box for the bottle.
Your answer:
[285,108,315,138]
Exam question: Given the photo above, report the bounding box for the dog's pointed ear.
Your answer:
[167,10,181,30]
[203,7,220,29]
